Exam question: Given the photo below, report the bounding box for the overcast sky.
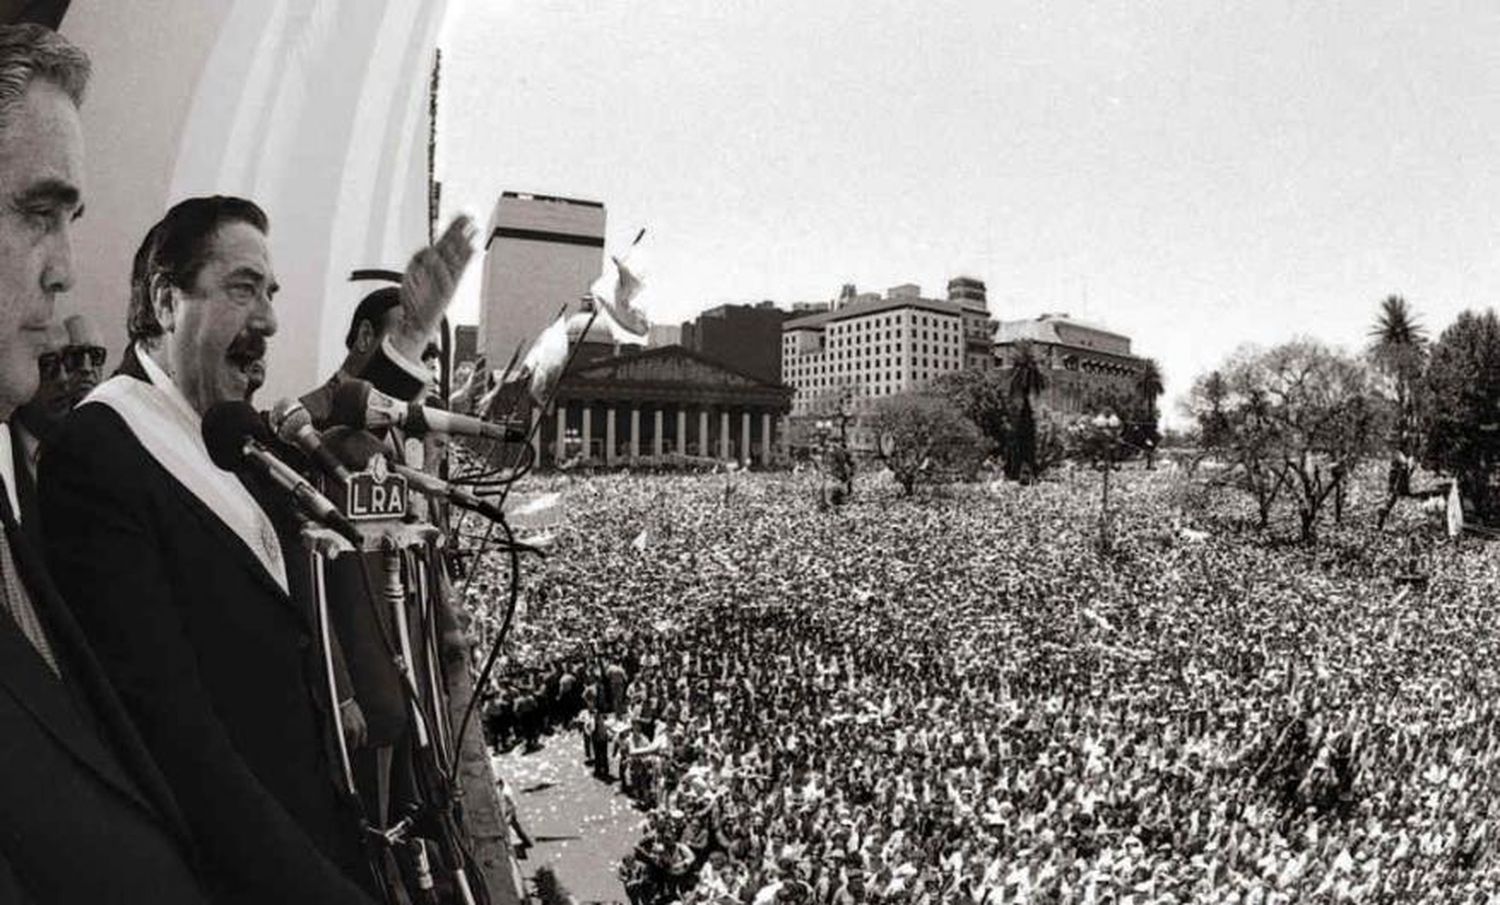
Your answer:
[437,0,1499,422]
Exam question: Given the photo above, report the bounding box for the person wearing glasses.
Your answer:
[13,313,105,480]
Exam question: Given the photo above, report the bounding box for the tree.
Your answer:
[1196,369,1231,449]
[1194,337,1380,537]
[1420,309,1500,520]
[1005,341,1048,481]
[1191,341,1382,542]
[1135,358,1165,468]
[869,393,988,496]
[800,383,860,504]
[1255,341,1382,540]
[1187,359,1289,530]
[931,368,1012,452]
[1368,295,1427,526]
[1080,383,1156,463]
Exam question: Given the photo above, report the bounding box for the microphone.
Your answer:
[321,427,506,522]
[267,399,352,482]
[203,402,362,546]
[329,378,525,441]
[394,464,506,522]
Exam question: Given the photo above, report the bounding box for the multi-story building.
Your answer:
[477,191,607,371]
[949,277,999,371]
[994,313,1146,417]
[681,301,785,384]
[781,279,998,438]
[647,324,683,348]
[453,324,478,368]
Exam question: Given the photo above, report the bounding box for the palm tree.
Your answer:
[1135,358,1165,467]
[1006,341,1048,479]
[1369,295,1427,525]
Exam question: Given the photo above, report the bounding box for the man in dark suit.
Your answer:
[301,280,467,830]
[40,196,379,903]
[0,24,212,904]
[12,313,104,534]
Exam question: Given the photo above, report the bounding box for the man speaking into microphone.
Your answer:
[39,194,473,903]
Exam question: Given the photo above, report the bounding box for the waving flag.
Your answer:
[523,315,571,404]
[586,228,650,344]
[1446,481,1464,539]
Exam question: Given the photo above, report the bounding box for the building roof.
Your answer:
[499,190,604,209]
[783,295,967,331]
[996,314,1131,346]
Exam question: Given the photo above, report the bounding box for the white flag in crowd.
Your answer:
[522,315,570,404]
[1446,481,1464,539]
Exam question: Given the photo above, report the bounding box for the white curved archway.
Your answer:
[62,0,453,401]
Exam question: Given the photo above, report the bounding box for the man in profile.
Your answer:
[0,23,211,904]
[40,196,380,903]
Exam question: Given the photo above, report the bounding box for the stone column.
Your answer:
[555,403,567,463]
[720,410,731,460]
[741,410,751,464]
[761,412,772,464]
[698,410,710,458]
[629,407,641,463]
[605,406,617,465]
[653,409,664,458]
[678,409,688,456]
[581,403,592,461]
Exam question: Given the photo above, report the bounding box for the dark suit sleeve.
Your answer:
[39,412,374,905]
[357,338,428,403]
[0,850,35,905]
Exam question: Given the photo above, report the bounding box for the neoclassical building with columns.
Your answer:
[536,346,793,467]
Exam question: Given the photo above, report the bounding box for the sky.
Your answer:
[436,0,1499,423]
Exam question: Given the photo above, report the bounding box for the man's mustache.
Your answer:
[225,332,267,367]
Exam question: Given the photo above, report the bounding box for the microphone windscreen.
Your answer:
[275,404,314,444]
[320,426,388,471]
[329,379,373,430]
[202,401,271,471]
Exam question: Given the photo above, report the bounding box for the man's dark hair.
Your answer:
[127,195,269,342]
[343,286,402,350]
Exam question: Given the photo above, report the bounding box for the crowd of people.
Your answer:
[466,465,1500,904]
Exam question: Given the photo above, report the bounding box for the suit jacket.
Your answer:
[0,473,209,904]
[38,349,377,905]
[302,372,409,746]
[301,371,459,748]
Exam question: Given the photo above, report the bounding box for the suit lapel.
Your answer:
[106,356,308,624]
[0,514,165,825]
[152,458,312,627]
[1,488,199,854]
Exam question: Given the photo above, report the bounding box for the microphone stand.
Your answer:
[298,523,395,903]
[310,495,485,905]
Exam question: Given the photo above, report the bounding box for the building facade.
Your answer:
[680,301,784,384]
[994,314,1146,418]
[781,279,997,422]
[526,346,793,467]
[647,324,683,348]
[477,191,606,371]
[454,324,478,368]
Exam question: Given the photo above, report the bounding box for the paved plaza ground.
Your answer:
[494,735,644,904]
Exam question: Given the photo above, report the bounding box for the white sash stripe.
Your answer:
[83,347,289,593]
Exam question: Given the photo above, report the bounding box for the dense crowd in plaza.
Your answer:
[465,464,1500,904]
